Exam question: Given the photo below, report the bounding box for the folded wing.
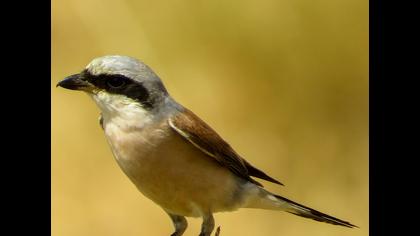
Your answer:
[168,108,283,187]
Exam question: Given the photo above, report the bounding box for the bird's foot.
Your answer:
[198,226,220,236]
[170,232,183,236]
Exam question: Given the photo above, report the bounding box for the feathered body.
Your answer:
[58,55,356,236]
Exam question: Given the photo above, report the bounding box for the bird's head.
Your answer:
[57,55,172,119]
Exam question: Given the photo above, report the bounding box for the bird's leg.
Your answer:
[166,212,188,236]
[215,226,221,236]
[199,213,215,236]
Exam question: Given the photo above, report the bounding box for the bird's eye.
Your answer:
[107,77,126,88]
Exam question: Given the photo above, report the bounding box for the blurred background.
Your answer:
[52,0,368,235]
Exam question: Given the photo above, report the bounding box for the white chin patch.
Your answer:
[88,91,149,123]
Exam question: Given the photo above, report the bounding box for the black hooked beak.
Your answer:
[56,73,92,91]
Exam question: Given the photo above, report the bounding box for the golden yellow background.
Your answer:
[52,0,368,235]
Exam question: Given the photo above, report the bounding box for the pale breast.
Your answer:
[103,118,244,217]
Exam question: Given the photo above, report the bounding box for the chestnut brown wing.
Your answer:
[168,108,283,187]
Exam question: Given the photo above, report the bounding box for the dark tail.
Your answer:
[273,194,357,228]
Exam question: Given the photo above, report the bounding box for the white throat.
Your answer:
[89,91,153,131]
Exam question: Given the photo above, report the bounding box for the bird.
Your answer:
[57,55,356,236]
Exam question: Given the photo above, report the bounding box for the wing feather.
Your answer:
[168,108,283,186]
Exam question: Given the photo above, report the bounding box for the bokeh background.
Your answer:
[52,0,368,236]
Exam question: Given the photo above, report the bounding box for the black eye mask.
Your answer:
[81,70,154,110]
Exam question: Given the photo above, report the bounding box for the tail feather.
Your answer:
[273,194,357,228]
